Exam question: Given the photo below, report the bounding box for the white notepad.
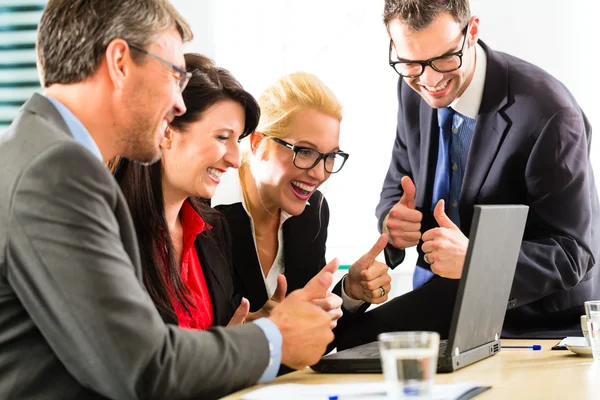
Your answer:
[242,381,487,400]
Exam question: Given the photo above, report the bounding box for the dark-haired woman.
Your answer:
[110,53,282,329]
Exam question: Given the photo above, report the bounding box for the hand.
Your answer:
[245,274,287,323]
[345,233,392,304]
[421,200,469,279]
[384,176,423,249]
[227,298,250,326]
[312,292,343,329]
[268,258,339,370]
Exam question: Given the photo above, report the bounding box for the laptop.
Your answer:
[312,204,529,373]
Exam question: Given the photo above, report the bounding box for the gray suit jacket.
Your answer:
[0,94,269,399]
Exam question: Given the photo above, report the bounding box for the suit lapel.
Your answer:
[459,42,511,221]
[194,236,232,304]
[225,205,270,308]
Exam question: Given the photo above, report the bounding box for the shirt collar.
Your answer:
[45,95,103,161]
[181,199,208,239]
[450,43,487,119]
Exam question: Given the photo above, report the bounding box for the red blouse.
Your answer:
[167,200,214,330]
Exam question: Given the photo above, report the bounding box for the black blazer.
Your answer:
[162,210,241,327]
[376,41,600,336]
[216,191,367,337]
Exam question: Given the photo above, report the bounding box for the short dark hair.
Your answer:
[110,54,259,321]
[37,0,193,87]
[383,0,471,32]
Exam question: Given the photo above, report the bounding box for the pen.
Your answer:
[328,392,387,400]
[502,345,542,350]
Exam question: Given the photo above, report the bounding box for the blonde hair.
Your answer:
[241,72,342,168]
[257,72,342,139]
[239,72,342,240]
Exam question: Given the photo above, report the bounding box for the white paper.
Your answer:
[242,381,483,400]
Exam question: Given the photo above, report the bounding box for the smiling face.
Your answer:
[251,108,341,216]
[161,99,245,201]
[117,28,188,164]
[388,12,479,109]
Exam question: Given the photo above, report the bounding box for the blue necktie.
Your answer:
[431,107,455,212]
[413,107,455,289]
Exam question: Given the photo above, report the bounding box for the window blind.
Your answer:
[0,1,46,132]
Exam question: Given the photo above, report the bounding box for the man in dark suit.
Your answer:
[0,1,338,399]
[360,0,599,342]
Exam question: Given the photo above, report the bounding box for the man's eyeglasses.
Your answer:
[388,25,469,78]
[127,42,192,92]
[267,136,349,174]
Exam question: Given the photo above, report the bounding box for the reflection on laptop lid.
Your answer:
[312,205,529,373]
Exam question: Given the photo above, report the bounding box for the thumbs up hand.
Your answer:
[345,233,392,304]
[383,176,423,250]
[421,200,469,279]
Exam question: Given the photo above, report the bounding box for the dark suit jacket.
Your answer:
[161,211,241,327]
[216,191,368,342]
[376,41,600,337]
[0,94,271,399]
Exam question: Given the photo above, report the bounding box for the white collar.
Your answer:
[450,43,487,119]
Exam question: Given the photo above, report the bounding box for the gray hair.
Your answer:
[37,0,193,87]
[383,0,471,32]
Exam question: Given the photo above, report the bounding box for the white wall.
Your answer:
[171,0,600,299]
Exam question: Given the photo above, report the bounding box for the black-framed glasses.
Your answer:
[267,136,349,174]
[388,25,469,78]
[127,42,192,92]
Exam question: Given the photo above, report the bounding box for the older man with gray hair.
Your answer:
[0,1,336,399]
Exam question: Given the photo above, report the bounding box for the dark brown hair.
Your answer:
[110,53,259,320]
[383,0,470,32]
[37,0,193,87]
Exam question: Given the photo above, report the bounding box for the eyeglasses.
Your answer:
[127,42,192,92]
[388,25,469,78]
[267,136,349,174]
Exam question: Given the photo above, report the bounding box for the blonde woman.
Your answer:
[214,73,392,350]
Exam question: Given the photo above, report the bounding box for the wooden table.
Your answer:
[222,340,600,399]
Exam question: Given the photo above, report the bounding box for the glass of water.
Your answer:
[378,331,440,398]
[585,300,600,361]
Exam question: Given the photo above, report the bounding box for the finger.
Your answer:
[353,234,388,270]
[320,257,340,275]
[433,200,457,229]
[360,263,392,287]
[327,307,343,321]
[293,258,339,301]
[368,284,392,304]
[388,230,422,246]
[312,293,343,312]
[421,240,435,254]
[422,227,442,242]
[363,284,391,303]
[386,219,421,233]
[399,176,416,209]
[389,206,423,224]
[227,297,250,326]
[271,274,288,302]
